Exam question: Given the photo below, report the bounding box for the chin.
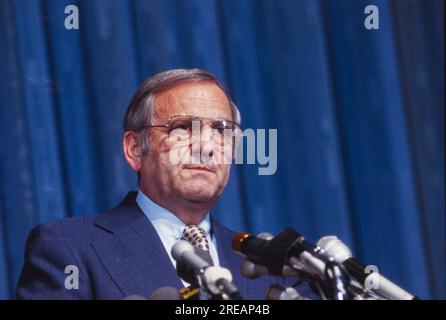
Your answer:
[179,183,218,202]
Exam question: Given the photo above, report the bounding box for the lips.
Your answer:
[183,165,215,173]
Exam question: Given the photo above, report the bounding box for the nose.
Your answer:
[200,124,214,159]
[200,124,213,142]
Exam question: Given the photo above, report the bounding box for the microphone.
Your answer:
[317,236,417,300]
[172,240,242,300]
[256,232,274,241]
[239,232,301,279]
[232,229,330,279]
[240,258,300,279]
[233,229,352,299]
[265,284,309,300]
[172,240,209,271]
[176,244,214,286]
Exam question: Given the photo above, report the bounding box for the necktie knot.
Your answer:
[182,225,210,252]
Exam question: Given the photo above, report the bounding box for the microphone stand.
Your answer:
[324,261,351,300]
[292,235,353,300]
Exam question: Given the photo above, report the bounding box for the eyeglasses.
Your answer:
[138,114,241,136]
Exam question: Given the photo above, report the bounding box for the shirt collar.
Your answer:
[136,189,212,238]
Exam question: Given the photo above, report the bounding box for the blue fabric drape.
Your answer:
[0,0,443,299]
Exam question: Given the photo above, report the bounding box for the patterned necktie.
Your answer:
[182,225,210,252]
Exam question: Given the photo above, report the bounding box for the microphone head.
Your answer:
[232,232,252,253]
[176,246,214,285]
[149,287,182,300]
[171,240,194,262]
[240,259,261,279]
[317,236,352,263]
[265,285,307,300]
[256,232,274,241]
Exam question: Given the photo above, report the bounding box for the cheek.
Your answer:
[141,149,179,180]
[214,142,234,165]
[168,144,192,166]
[216,164,231,182]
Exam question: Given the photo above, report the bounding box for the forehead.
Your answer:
[153,81,233,121]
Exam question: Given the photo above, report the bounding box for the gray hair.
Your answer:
[124,68,241,154]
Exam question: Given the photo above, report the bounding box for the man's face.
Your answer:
[139,81,234,204]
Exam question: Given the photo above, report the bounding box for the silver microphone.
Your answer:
[265,284,309,300]
[317,236,416,300]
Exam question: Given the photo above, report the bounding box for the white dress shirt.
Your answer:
[136,190,220,287]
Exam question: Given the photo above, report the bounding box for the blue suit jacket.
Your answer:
[16,192,317,300]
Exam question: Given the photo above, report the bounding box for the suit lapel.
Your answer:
[91,192,248,299]
[92,192,183,298]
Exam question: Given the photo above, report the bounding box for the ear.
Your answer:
[123,131,143,172]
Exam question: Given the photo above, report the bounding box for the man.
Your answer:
[16,69,316,299]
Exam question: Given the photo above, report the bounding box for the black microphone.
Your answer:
[232,232,269,262]
[233,228,352,299]
[238,232,300,279]
[317,236,417,300]
[232,228,329,278]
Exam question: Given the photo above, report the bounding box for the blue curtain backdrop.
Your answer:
[0,0,444,299]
